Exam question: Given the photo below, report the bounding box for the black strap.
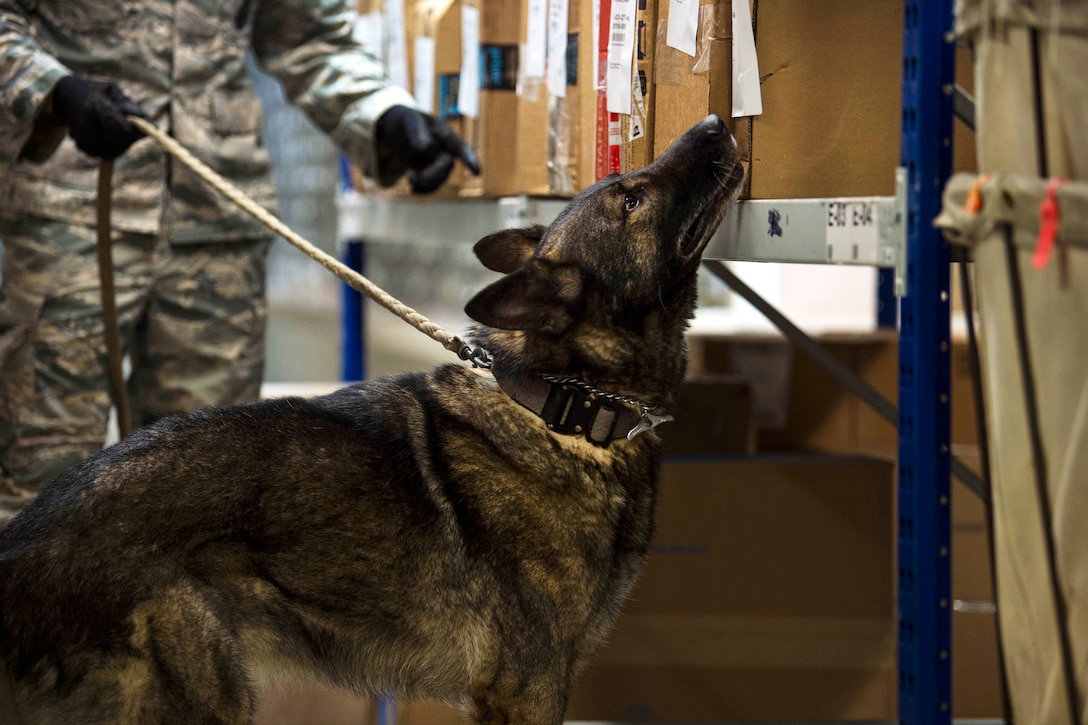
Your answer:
[491,366,642,445]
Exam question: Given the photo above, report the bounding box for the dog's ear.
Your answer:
[465,260,582,333]
[474,226,545,274]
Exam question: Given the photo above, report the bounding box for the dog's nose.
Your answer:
[703,114,727,135]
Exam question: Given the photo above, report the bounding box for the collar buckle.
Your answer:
[540,382,620,445]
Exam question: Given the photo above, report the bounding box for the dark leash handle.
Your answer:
[96,161,133,440]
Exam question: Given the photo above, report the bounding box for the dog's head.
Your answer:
[465,116,743,394]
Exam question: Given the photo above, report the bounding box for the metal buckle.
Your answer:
[539,382,619,443]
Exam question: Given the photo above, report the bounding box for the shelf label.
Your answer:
[498,197,529,229]
[826,199,879,263]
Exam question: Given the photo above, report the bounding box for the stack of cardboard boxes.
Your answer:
[352,0,905,200]
[685,328,1003,720]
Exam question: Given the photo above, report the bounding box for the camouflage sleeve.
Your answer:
[251,0,419,181]
[0,2,72,166]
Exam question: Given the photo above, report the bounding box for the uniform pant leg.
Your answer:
[128,237,271,427]
[0,219,153,520]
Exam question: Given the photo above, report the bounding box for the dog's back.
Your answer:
[0,116,743,725]
[0,368,658,723]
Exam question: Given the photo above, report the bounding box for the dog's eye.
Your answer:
[624,194,640,212]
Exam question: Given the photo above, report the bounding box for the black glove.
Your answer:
[375,106,481,194]
[51,76,146,160]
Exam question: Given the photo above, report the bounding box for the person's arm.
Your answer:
[250,0,477,192]
[0,2,72,164]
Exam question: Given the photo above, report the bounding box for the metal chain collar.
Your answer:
[539,374,660,415]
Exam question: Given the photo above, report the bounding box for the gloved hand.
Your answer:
[375,106,481,194]
[51,76,146,160]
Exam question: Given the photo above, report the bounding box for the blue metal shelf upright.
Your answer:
[897,0,955,722]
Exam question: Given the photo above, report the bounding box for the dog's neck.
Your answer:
[490,364,672,446]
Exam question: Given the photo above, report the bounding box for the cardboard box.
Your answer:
[659,376,757,456]
[653,0,903,199]
[688,332,893,455]
[747,0,903,198]
[569,0,598,192]
[690,332,1007,719]
[411,0,481,197]
[950,454,1006,719]
[624,0,658,172]
[954,41,978,176]
[567,455,897,721]
[555,0,594,193]
[953,610,1007,719]
[474,0,547,196]
[479,0,589,197]
[653,0,733,171]
[690,331,984,461]
[546,0,590,195]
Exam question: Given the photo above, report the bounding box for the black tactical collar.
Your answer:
[490,365,672,446]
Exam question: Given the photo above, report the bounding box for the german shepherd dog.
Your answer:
[0,115,742,724]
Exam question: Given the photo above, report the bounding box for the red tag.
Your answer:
[1033,178,1063,270]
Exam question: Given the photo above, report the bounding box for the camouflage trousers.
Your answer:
[0,218,271,523]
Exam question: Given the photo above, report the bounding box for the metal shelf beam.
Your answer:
[337,178,907,275]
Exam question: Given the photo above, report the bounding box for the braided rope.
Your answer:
[127,116,471,360]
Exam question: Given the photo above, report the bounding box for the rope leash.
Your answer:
[124,115,491,368]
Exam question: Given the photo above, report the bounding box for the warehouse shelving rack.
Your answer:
[336,1,959,722]
[896,0,955,722]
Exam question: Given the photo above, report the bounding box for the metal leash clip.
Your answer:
[454,337,494,369]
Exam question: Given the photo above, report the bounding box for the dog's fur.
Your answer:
[0,116,742,725]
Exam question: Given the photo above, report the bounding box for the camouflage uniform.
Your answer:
[0,0,417,521]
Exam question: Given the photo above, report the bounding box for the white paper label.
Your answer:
[413,36,436,115]
[460,5,480,118]
[826,200,880,264]
[606,0,635,114]
[384,0,409,92]
[629,62,645,141]
[353,12,383,63]
[732,0,763,117]
[546,0,569,97]
[666,0,698,57]
[526,0,548,78]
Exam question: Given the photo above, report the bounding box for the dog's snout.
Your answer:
[702,114,736,150]
[703,114,726,135]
